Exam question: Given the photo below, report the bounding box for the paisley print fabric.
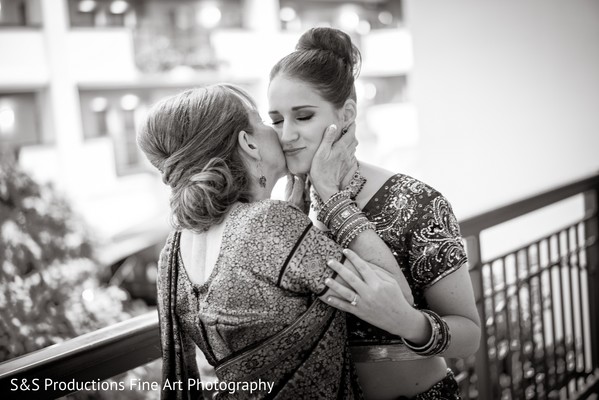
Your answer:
[157,200,362,399]
[345,174,467,349]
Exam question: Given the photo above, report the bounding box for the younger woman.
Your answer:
[268,28,481,399]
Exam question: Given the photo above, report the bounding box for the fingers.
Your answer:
[337,122,356,146]
[322,295,353,313]
[327,258,367,293]
[321,124,338,146]
[342,249,377,284]
[333,124,357,160]
[285,174,303,206]
[324,276,356,302]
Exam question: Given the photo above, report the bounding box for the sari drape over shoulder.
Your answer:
[157,200,362,399]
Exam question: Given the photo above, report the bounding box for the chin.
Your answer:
[286,162,310,176]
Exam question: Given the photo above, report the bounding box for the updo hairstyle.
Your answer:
[137,84,256,232]
[269,27,362,108]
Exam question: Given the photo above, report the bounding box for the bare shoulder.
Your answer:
[355,161,397,208]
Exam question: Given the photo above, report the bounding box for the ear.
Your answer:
[341,99,357,129]
[237,130,261,161]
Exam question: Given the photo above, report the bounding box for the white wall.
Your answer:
[404,0,599,220]
[0,30,48,87]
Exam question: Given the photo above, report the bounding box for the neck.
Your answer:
[249,179,274,201]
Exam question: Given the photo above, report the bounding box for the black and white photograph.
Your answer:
[1,0,598,399]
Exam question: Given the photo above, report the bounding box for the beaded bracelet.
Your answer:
[317,191,352,226]
[402,309,451,357]
[329,204,361,233]
[317,189,377,248]
[340,219,376,248]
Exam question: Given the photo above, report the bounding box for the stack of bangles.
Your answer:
[316,190,376,248]
[401,309,451,356]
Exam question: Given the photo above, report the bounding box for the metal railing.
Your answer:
[454,173,599,399]
[0,312,160,399]
[1,174,598,399]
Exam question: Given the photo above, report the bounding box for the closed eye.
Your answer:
[297,115,313,121]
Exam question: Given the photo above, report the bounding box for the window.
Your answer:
[0,92,46,147]
[0,0,42,27]
[68,0,139,28]
[278,0,402,33]
[79,89,151,175]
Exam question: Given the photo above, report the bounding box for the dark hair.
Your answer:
[137,84,256,232]
[269,27,362,108]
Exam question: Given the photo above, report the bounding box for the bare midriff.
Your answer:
[355,357,448,399]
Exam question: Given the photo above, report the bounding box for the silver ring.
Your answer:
[350,294,359,307]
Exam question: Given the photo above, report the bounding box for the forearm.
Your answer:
[441,315,481,358]
[347,229,413,304]
[391,308,480,359]
[398,270,481,359]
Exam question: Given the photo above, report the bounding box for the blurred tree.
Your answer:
[0,149,158,399]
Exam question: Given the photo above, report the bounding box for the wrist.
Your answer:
[401,309,432,344]
[317,187,337,203]
[310,176,338,202]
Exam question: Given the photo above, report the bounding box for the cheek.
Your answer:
[297,123,325,146]
[285,147,317,175]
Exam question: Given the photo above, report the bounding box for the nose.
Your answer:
[279,121,299,144]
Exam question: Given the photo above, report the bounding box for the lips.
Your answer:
[283,147,305,156]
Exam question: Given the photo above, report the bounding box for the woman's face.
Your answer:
[267,75,342,175]
[247,109,287,180]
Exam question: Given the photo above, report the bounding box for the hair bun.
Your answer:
[296,27,361,77]
[174,157,236,230]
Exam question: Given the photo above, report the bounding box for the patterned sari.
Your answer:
[157,200,362,399]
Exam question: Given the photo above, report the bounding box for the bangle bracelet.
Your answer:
[402,309,451,357]
[402,311,436,351]
[340,220,375,248]
[317,191,352,225]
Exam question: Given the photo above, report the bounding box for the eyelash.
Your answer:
[271,115,312,126]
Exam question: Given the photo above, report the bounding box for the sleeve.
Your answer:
[407,193,468,290]
[265,202,344,296]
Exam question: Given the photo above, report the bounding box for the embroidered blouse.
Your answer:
[157,200,363,399]
[344,174,468,354]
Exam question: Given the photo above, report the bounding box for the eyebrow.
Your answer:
[268,105,317,115]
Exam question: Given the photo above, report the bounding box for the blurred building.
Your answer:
[0,0,414,244]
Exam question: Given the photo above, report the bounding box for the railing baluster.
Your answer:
[583,188,599,390]
[487,260,501,397]
[523,247,536,399]
[467,234,493,400]
[501,255,516,398]
[573,223,587,386]
[546,234,559,398]
[534,241,549,399]
[514,248,526,399]
[556,230,570,398]
[566,226,579,395]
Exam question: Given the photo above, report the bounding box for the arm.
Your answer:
[401,193,480,358]
[308,124,413,304]
[325,192,481,359]
[326,252,480,359]
[420,265,481,358]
